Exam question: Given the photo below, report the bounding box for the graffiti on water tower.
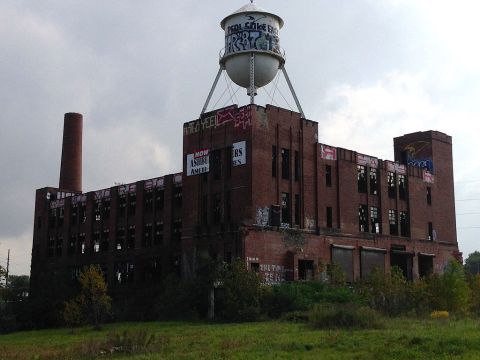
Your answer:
[225,14,281,56]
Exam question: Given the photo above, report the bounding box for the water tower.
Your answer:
[201,1,305,118]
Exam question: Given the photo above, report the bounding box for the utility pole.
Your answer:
[6,249,10,288]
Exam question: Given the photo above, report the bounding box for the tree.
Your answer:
[465,251,480,275]
[64,265,111,330]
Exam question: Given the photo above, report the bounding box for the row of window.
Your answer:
[46,188,182,229]
[46,221,181,257]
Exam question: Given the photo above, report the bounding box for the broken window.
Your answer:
[118,195,126,217]
[101,229,109,251]
[93,232,100,253]
[387,172,396,199]
[272,146,277,177]
[357,165,367,193]
[79,233,86,254]
[49,208,56,228]
[213,193,221,224]
[71,204,78,224]
[155,189,164,210]
[144,258,162,281]
[295,194,301,226]
[400,211,409,237]
[143,223,152,247]
[281,192,290,225]
[427,187,432,205]
[115,261,134,284]
[47,236,55,257]
[116,227,125,251]
[326,207,333,228]
[358,204,368,232]
[211,149,222,180]
[58,207,64,226]
[128,193,136,215]
[103,199,110,219]
[281,148,290,180]
[154,222,163,245]
[398,174,407,200]
[370,168,378,195]
[250,262,260,272]
[54,239,64,258]
[173,219,182,242]
[389,209,398,236]
[326,165,332,187]
[428,222,433,241]
[144,190,153,212]
[68,235,76,255]
[370,206,380,234]
[127,226,135,249]
[294,151,300,182]
[95,201,101,221]
[174,187,182,207]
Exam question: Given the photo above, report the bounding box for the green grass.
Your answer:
[1,318,480,359]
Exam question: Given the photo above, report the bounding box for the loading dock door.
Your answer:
[390,250,414,281]
[298,260,314,281]
[361,248,386,279]
[331,246,354,282]
[418,253,434,278]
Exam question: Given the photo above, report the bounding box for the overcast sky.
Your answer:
[1,0,479,275]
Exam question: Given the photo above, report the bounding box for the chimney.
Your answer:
[59,112,83,192]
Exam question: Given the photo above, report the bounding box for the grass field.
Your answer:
[1,318,480,359]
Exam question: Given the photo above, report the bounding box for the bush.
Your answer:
[426,260,470,315]
[309,302,383,329]
[261,281,358,318]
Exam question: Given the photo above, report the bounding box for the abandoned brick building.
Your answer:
[30,103,458,294]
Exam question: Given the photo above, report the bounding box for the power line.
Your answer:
[458,227,480,230]
[456,199,480,202]
[457,212,480,215]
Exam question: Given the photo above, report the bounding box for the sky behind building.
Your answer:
[1,0,479,275]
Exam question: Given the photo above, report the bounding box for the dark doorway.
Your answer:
[390,251,413,281]
[298,260,314,280]
[418,255,434,278]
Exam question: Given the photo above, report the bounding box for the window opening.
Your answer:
[398,174,407,200]
[400,211,409,237]
[370,168,378,195]
[154,222,164,245]
[294,151,300,181]
[272,146,277,177]
[357,165,367,193]
[359,204,368,232]
[281,192,290,225]
[295,194,301,226]
[427,187,432,205]
[326,165,332,187]
[213,193,222,223]
[389,209,398,235]
[387,172,396,198]
[370,206,380,234]
[281,148,290,180]
[326,207,333,228]
[428,222,433,241]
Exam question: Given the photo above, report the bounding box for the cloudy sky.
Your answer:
[1,0,479,275]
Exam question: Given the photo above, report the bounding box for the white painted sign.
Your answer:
[232,141,246,167]
[187,149,210,176]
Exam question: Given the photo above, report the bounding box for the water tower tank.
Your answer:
[220,3,285,89]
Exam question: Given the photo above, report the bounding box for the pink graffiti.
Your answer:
[216,105,236,126]
[234,106,252,130]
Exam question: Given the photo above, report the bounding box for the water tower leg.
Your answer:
[201,66,224,116]
[249,53,256,105]
[281,65,306,119]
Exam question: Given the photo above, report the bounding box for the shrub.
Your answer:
[426,260,470,315]
[309,302,383,329]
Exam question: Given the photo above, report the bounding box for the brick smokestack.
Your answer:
[59,112,83,192]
